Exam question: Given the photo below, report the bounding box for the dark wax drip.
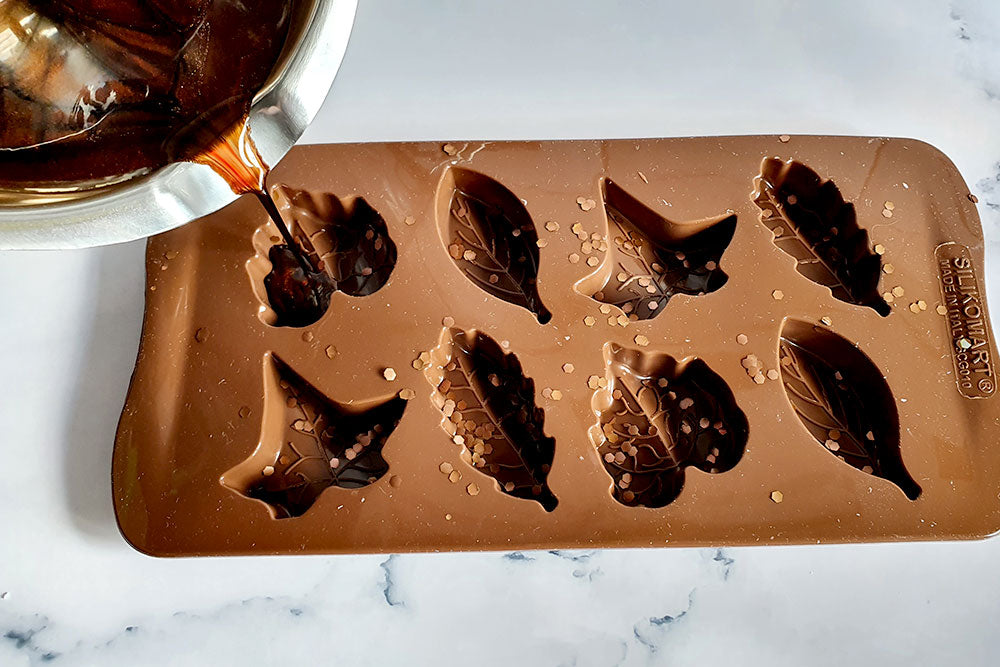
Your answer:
[256,190,309,272]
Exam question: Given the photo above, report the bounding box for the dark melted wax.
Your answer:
[0,0,293,188]
[264,245,336,328]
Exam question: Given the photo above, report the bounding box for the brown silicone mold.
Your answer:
[114,137,1000,556]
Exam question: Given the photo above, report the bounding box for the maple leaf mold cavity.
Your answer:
[434,166,552,324]
[574,178,737,320]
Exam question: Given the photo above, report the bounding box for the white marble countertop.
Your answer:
[3,1,1000,664]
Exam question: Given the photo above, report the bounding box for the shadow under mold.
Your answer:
[62,240,146,541]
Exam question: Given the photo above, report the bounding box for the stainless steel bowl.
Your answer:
[0,0,358,250]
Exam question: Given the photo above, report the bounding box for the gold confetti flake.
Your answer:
[891,286,904,297]
[442,143,458,155]
[262,465,275,477]
[544,220,560,232]
[770,490,783,503]
[562,363,575,374]
[583,315,596,327]
[442,316,455,327]
[439,462,454,475]
[551,390,563,401]
[736,334,748,345]
[238,406,251,419]
[399,388,417,400]
[586,256,600,267]
[466,483,480,496]
[936,305,947,315]
[448,470,462,484]
[404,215,416,226]
[908,302,921,314]
[634,334,650,347]
[587,375,601,389]
[772,289,784,300]
[779,135,791,143]
[638,171,649,183]
[883,263,894,274]
[881,208,893,218]
[884,201,895,211]
[874,244,886,255]
[325,345,338,359]
[918,300,927,311]
[766,369,780,380]
[753,372,766,385]
[383,367,397,381]
[194,327,209,343]
[568,253,581,264]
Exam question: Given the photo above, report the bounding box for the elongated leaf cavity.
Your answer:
[424,327,558,510]
[779,319,920,499]
[753,158,890,316]
[437,167,551,323]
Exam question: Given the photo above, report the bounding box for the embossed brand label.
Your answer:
[936,242,996,398]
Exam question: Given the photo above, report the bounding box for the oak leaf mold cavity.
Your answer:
[752,158,890,316]
[436,167,551,324]
[574,179,737,320]
[424,326,558,510]
[779,318,920,499]
[590,342,749,508]
[221,353,408,518]
[247,185,398,328]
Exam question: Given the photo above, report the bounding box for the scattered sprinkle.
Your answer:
[545,221,560,232]
[820,317,832,326]
[302,331,314,343]
[638,171,649,183]
[936,305,948,315]
[542,387,552,398]
[439,462,454,475]
[383,367,397,381]
[164,250,179,260]
[551,390,563,401]
[753,372,766,385]
[881,208,893,218]
[405,215,416,226]
[770,490,783,503]
[883,264,895,274]
[448,470,462,484]
[586,256,600,267]
[766,369,780,380]
[957,337,972,350]
[826,439,840,451]
[772,289,784,300]
[884,201,895,211]
[736,334,748,345]
[445,514,453,520]
[918,300,927,311]
[884,291,894,303]
[389,475,402,488]
[562,363,575,374]
[587,375,601,389]
[634,334,650,346]
[969,193,979,203]
[325,345,338,359]
[194,327,209,343]
[779,135,790,143]
[536,239,548,249]
[466,483,480,496]
[399,388,416,400]
[442,316,455,327]
[584,315,596,327]
[909,302,921,314]
[874,244,886,255]
[568,253,581,264]
[442,143,458,155]
[892,286,905,297]
[262,465,275,477]
[577,197,597,211]
[238,406,251,419]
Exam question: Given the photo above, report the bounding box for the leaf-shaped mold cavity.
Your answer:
[752,158,890,317]
[221,353,407,518]
[778,319,920,499]
[247,185,398,327]
[590,343,749,508]
[574,179,737,320]
[436,167,551,324]
[423,327,558,510]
